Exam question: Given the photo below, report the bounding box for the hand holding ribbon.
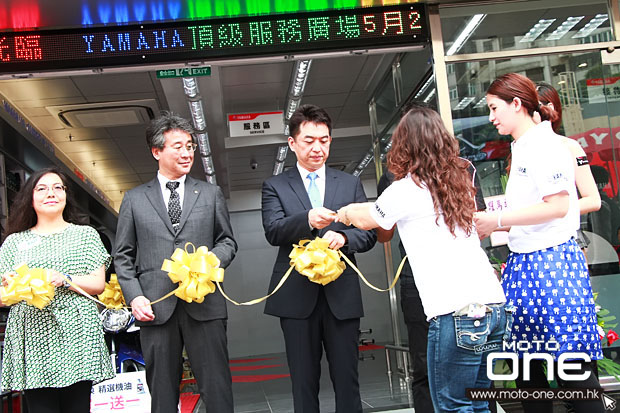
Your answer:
[218,237,406,306]
[216,237,346,306]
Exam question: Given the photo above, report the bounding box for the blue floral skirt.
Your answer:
[502,238,602,360]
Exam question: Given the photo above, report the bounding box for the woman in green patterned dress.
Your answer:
[0,167,114,412]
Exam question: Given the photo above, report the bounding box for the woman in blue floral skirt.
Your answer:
[475,73,604,413]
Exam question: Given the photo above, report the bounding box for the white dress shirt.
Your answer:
[157,171,187,211]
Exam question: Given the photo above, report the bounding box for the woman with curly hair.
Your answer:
[475,73,604,413]
[337,105,508,412]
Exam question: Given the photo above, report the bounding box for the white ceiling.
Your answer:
[0,52,397,210]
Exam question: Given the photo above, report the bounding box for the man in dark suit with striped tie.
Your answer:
[261,104,377,412]
[114,112,237,413]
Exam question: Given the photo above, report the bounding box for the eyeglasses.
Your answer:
[169,143,198,153]
[34,184,66,195]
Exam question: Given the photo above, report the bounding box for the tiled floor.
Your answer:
[185,348,620,413]
[187,346,415,413]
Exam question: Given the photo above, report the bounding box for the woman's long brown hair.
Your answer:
[387,106,476,236]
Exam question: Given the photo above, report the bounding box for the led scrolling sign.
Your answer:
[0,4,427,74]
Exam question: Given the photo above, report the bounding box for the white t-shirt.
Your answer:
[370,175,506,320]
[506,121,578,253]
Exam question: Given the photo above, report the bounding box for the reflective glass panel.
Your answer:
[440,0,611,56]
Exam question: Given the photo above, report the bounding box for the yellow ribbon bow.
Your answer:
[160,243,224,304]
[289,238,346,285]
[163,239,405,308]
[98,273,126,309]
[0,263,55,309]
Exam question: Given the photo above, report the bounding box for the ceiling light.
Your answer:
[423,89,436,103]
[188,100,206,131]
[453,96,476,110]
[195,132,211,156]
[572,14,608,38]
[578,62,588,68]
[276,145,288,162]
[290,60,312,97]
[273,145,289,175]
[353,151,374,177]
[202,156,214,175]
[381,141,393,161]
[201,156,216,185]
[446,14,486,56]
[276,59,313,175]
[286,98,300,121]
[415,74,435,98]
[182,77,198,98]
[519,19,556,43]
[546,16,584,41]
[182,75,215,184]
[474,96,487,108]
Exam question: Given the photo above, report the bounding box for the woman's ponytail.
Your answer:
[538,103,559,125]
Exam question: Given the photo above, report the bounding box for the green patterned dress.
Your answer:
[0,224,115,390]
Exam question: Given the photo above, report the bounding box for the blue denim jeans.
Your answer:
[427,303,513,413]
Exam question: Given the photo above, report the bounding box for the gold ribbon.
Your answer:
[339,250,406,292]
[1,240,407,311]
[217,237,406,306]
[97,273,126,309]
[160,243,224,304]
[0,263,55,309]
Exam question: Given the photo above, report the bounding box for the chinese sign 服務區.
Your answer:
[228,111,284,137]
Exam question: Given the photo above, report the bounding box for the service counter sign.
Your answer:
[228,111,284,137]
[91,371,150,412]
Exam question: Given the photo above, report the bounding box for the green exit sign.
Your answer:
[157,67,211,78]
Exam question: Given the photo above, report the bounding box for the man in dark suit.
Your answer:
[261,104,377,412]
[114,112,237,413]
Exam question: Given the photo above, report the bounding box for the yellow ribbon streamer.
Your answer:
[217,238,406,307]
[97,273,126,309]
[159,243,224,304]
[0,263,55,309]
[5,240,406,311]
[339,250,406,292]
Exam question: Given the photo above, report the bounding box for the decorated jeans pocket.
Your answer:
[454,314,492,353]
[503,305,515,342]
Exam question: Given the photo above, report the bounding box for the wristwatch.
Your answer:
[62,274,72,288]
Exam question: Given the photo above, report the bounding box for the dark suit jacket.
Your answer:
[261,167,377,320]
[114,176,237,326]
